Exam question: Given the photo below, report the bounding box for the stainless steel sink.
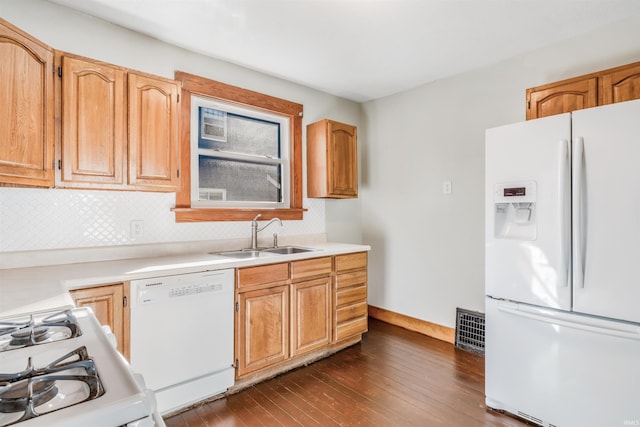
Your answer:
[261,246,316,255]
[213,246,316,258]
[215,250,278,259]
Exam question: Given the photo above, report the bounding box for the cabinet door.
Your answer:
[60,54,126,187]
[236,285,289,378]
[327,121,358,197]
[600,62,640,105]
[307,119,358,198]
[526,78,597,120]
[292,277,331,356]
[0,19,54,187]
[128,72,179,191]
[70,283,129,360]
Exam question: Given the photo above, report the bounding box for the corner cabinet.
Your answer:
[0,18,55,187]
[58,52,180,191]
[69,283,130,360]
[526,61,640,120]
[307,119,358,198]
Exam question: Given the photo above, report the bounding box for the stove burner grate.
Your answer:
[0,310,81,352]
[0,346,105,426]
[0,380,58,413]
[9,327,51,347]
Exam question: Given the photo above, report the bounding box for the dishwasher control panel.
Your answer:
[169,283,223,298]
[130,269,234,306]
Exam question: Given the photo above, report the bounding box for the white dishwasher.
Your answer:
[129,269,235,415]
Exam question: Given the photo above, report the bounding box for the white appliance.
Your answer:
[485,100,640,427]
[0,308,164,427]
[129,269,235,415]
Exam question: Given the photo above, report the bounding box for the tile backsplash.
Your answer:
[0,188,324,252]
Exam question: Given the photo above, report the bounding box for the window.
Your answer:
[191,96,290,208]
[173,71,305,222]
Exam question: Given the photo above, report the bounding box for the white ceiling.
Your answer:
[48,0,640,103]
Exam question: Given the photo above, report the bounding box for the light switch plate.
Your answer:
[443,180,452,194]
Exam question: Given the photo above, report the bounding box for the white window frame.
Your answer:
[190,95,291,209]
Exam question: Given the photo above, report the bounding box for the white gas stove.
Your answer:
[0,308,164,427]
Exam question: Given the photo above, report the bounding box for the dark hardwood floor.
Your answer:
[164,318,528,427]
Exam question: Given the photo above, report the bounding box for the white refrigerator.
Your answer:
[485,99,640,427]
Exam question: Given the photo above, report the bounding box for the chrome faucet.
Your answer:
[250,214,282,249]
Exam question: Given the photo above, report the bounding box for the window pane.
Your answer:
[199,108,280,158]
[198,156,282,203]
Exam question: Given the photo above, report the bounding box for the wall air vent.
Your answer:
[454,308,485,354]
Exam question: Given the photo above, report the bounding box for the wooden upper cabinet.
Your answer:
[526,61,640,120]
[526,77,597,120]
[0,19,55,187]
[59,53,126,188]
[307,119,358,198]
[128,71,179,191]
[57,52,179,191]
[600,62,640,105]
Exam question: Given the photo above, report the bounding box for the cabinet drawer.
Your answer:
[336,301,368,324]
[335,252,367,272]
[291,257,332,281]
[336,285,367,307]
[237,263,289,289]
[335,317,368,341]
[335,270,367,290]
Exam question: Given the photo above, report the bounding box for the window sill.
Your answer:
[172,207,306,222]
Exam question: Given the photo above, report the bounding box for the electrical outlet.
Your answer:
[130,220,144,239]
[443,180,452,194]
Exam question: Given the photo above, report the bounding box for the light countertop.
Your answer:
[0,242,370,319]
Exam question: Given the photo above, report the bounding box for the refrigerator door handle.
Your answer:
[559,139,571,288]
[572,137,585,288]
[496,301,640,340]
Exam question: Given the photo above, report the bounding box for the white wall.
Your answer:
[361,16,640,328]
[0,0,363,259]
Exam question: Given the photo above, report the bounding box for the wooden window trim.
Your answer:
[172,71,305,221]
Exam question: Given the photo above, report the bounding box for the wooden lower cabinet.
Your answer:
[334,253,368,342]
[69,283,129,360]
[235,253,367,381]
[291,277,331,356]
[236,285,289,378]
[291,256,332,356]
